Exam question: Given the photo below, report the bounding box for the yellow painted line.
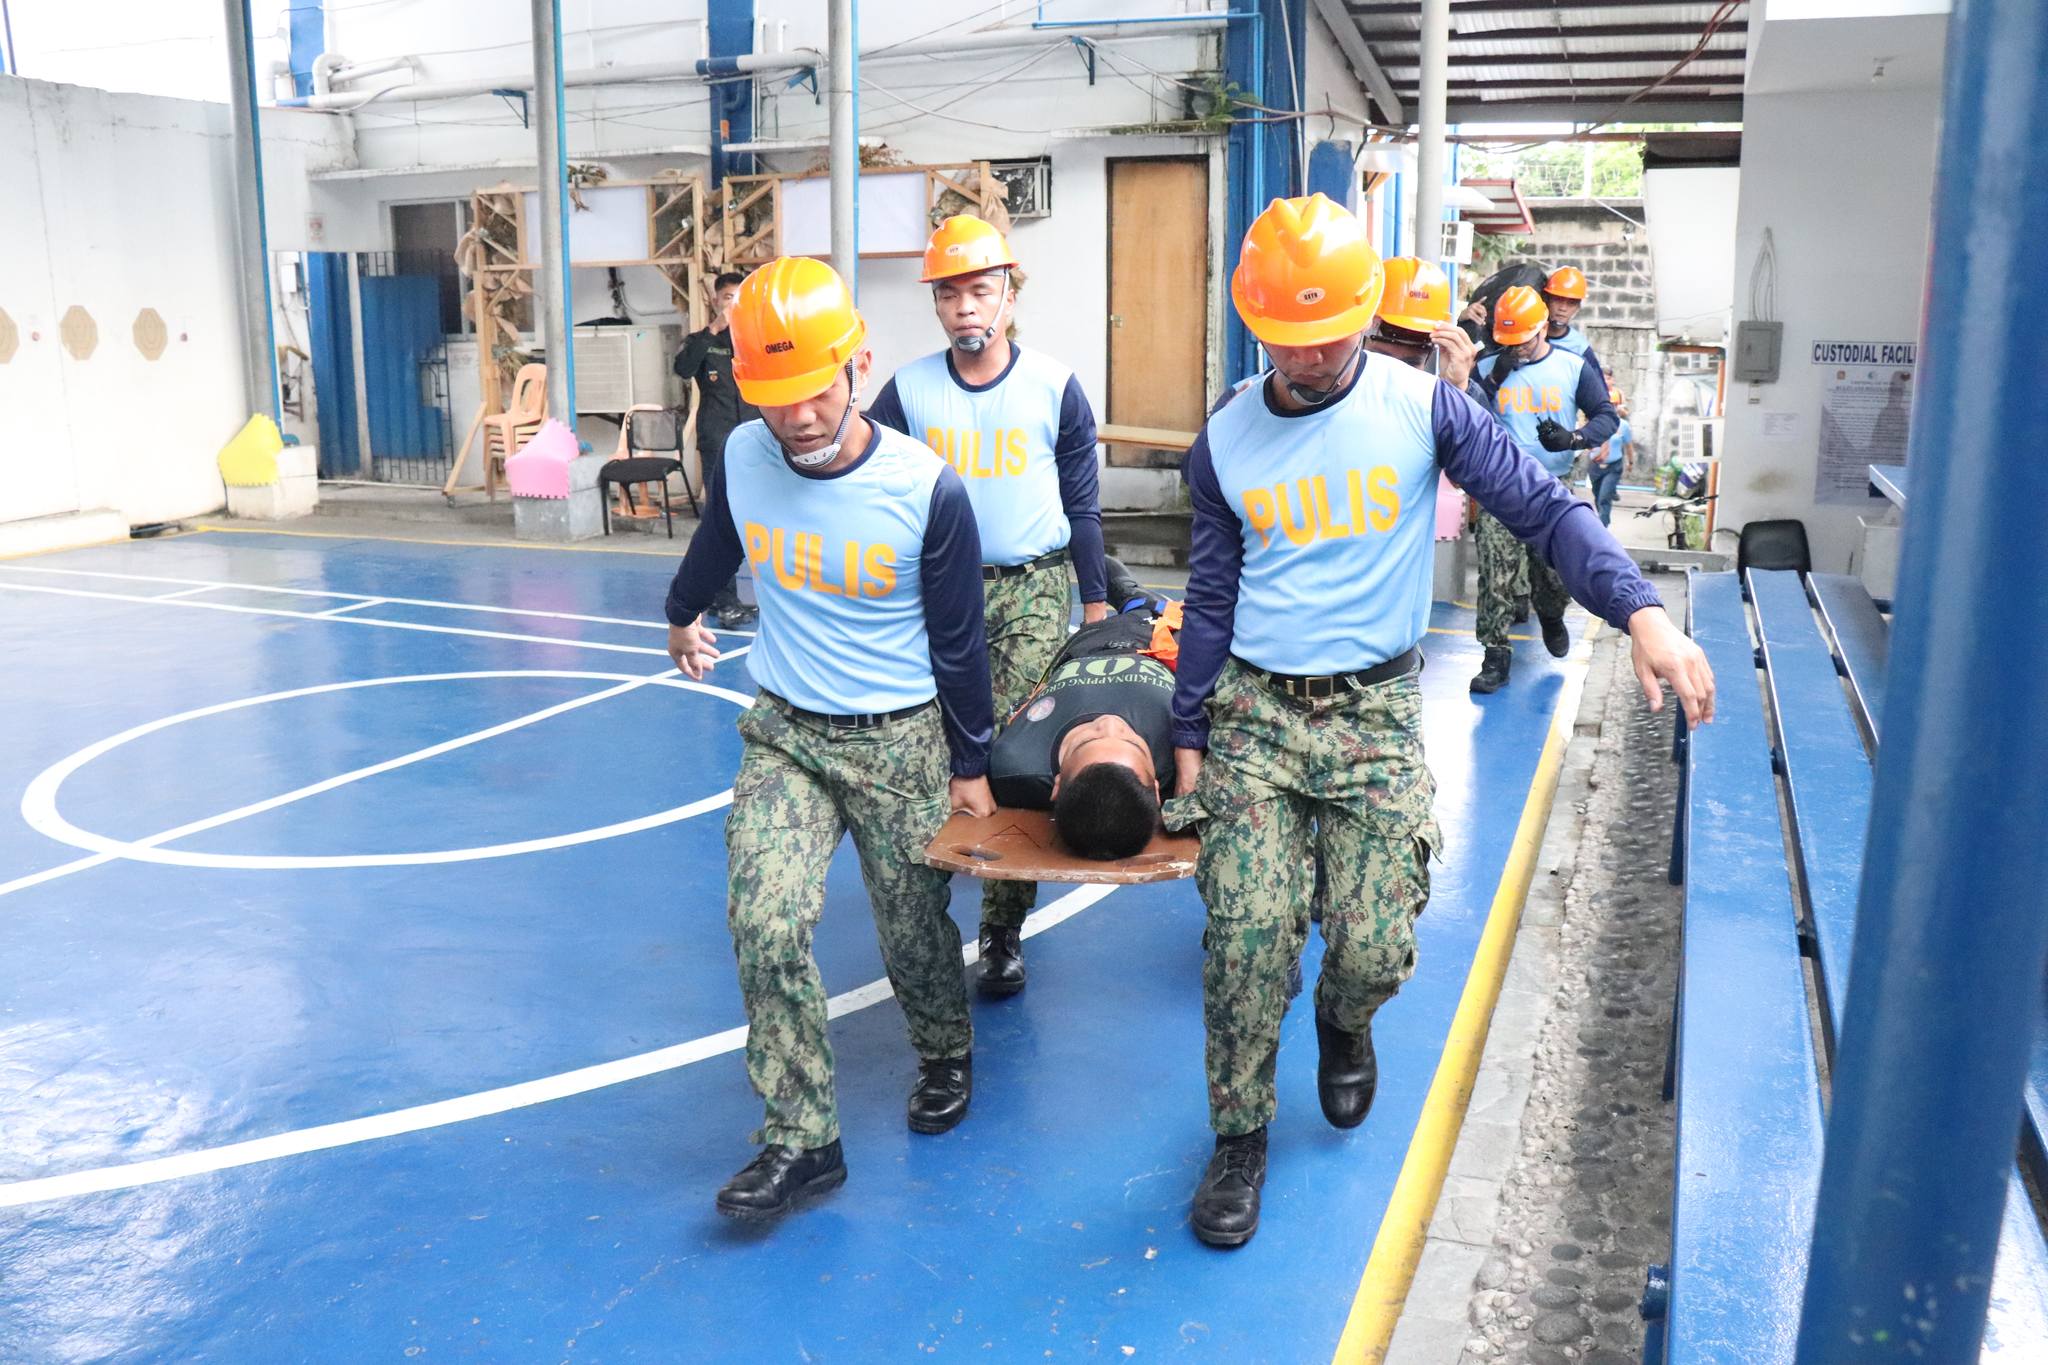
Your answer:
[190,522,685,558]
[1332,623,1601,1365]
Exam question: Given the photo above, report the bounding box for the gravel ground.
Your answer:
[1459,624,1685,1363]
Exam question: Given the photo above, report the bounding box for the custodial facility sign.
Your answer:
[1812,339,1917,504]
[1811,340,1918,366]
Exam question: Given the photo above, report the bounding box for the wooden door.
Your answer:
[1106,157,1209,467]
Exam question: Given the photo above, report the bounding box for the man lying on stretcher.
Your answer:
[986,558,1183,860]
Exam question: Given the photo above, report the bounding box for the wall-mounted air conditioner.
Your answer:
[571,326,677,414]
[989,157,1053,220]
[1441,220,1474,266]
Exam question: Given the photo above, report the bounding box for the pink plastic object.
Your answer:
[505,419,579,498]
[1434,474,1466,541]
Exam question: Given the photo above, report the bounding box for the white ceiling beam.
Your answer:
[1311,0,1406,127]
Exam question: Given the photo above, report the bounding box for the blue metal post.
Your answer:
[1793,2,2048,1359]
[287,1,323,98]
[706,0,754,187]
[1,0,17,76]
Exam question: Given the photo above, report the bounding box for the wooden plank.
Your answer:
[923,808,1195,884]
[1808,573,1888,748]
[1097,423,1197,451]
[1749,568,1872,1045]
[1665,570,1822,1365]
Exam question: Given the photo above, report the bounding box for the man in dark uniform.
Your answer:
[987,560,1176,859]
[674,271,760,627]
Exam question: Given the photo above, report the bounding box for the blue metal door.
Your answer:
[360,273,449,482]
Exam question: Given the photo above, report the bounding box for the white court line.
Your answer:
[0,581,677,659]
[11,671,750,879]
[0,882,1119,1208]
[0,564,757,638]
[311,597,387,617]
[151,585,218,600]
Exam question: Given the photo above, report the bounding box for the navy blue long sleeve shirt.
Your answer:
[663,425,996,777]
[1171,366,1664,750]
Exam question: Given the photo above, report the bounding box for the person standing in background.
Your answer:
[674,271,761,628]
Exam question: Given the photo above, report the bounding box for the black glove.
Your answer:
[1536,417,1575,453]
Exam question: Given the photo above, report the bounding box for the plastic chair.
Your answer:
[481,364,547,500]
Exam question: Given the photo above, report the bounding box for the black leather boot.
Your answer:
[1512,594,1531,624]
[714,1139,846,1220]
[908,1055,972,1134]
[1316,1012,1379,1129]
[977,923,1026,998]
[1539,614,1571,658]
[1191,1127,1269,1248]
[1469,646,1513,694]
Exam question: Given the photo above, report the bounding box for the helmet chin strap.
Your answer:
[947,270,1008,355]
[781,363,861,471]
[1283,339,1364,406]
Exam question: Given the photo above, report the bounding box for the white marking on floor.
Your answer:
[16,670,749,874]
[0,564,757,637]
[311,596,388,617]
[0,883,1119,1209]
[0,580,679,658]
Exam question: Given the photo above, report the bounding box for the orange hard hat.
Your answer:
[921,215,1020,283]
[729,257,868,407]
[1545,266,1589,301]
[1493,286,1550,345]
[1230,193,1384,347]
[1375,256,1453,333]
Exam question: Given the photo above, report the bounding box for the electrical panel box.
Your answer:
[1732,320,1784,384]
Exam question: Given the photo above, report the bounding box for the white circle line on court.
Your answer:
[19,670,754,870]
[0,882,1121,1209]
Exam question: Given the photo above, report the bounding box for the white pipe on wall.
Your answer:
[299,14,1229,111]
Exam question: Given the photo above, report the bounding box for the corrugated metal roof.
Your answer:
[1341,0,1751,125]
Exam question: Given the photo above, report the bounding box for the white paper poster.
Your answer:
[1814,351,1914,504]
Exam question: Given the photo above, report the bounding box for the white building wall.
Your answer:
[8,4,1378,516]
[0,77,351,532]
[1718,84,1941,572]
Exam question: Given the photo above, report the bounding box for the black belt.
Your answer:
[1238,647,1421,701]
[768,694,935,732]
[983,549,1068,583]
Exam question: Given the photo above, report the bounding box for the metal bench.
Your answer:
[1647,569,2048,1362]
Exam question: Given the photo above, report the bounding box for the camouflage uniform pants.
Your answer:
[725,696,971,1148]
[1189,661,1441,1136]
[978,557,1073,930]
[1476,507,1569,650]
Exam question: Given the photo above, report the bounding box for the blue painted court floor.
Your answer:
[0,529,1586,1361]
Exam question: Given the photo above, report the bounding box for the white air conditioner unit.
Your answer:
[1440,220,1475,267]
[1672,416,1723,465]
[571,326,676,414]
[989,157,1052,220]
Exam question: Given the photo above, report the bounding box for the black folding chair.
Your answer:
[599,457,684,538]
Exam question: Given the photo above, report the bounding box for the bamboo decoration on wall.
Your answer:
[450,173,712,496]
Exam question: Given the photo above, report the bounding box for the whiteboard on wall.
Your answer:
[780,172,929,257]
[520,186,650,263]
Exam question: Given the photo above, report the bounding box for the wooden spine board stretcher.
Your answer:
[924,808,1197,885]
